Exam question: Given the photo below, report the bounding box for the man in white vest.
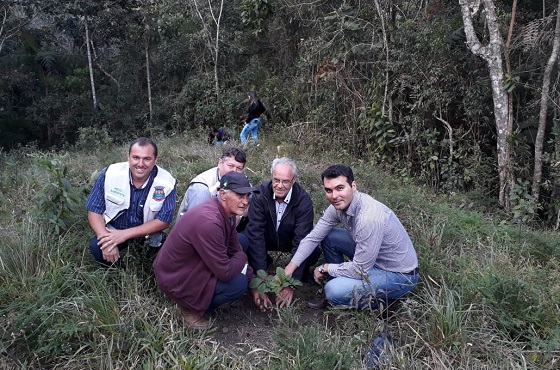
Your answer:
[176,147,247,219]
[86,137,177,266]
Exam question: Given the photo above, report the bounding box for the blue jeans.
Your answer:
[322,228,418,308]
[240,118,260,144]
[89,235,130,267]
[206,273,248,314]
[89,235,159,267]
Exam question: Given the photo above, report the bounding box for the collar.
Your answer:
[273,185,293,204]
[216,167,221,181]
[129,166,157,189]
[343,190,360,216]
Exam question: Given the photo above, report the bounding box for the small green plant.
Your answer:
[35,158,83,234]
[510,178,539,224]
[249,267,302,295]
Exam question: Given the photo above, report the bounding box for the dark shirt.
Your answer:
[208,128,230,144]
[244,180,314,273]
[245,100,267,122]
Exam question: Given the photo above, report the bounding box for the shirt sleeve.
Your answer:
[290,205,339,267]
[245,191,269,272]
[191,218,247,282]
[290,192,314,256]
[186,183,211,211]
[86,167,108,214]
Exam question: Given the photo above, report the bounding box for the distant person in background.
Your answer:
[239,157,320,288]
[208,127,230,145]
[240,91,269,146]
[86,137,177,266]
[176,147,247,219]
[154,171,271,330]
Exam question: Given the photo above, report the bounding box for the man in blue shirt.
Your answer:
[86,137,177,266]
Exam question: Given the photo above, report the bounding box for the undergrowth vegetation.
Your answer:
[1,128,558,369]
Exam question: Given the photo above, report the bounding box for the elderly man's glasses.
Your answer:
[272,178,293,187]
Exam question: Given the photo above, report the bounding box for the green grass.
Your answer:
[1,126,559,369]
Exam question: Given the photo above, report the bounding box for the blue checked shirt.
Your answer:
[86,166,176,230]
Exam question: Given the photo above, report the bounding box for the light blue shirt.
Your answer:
[274,187,293,230]
[291,191,418,279]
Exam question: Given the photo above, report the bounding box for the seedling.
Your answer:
[249,267,302,295]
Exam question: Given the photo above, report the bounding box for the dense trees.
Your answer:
[1,0,560,224]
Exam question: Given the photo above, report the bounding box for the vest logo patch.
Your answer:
[152,186,166,201]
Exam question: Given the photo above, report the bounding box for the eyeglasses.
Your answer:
[272,178,294,187]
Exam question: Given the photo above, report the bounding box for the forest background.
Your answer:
[0,0,559,368]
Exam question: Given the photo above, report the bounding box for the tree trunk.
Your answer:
[459,0,513,210]
[84,16,98,109]
[145,24,153,124]
[192,0,224,100]
[531,0,560,202]
[372,0,389,116]
[212,0,224,100]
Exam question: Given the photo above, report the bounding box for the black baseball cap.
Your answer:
[219,171,259,194]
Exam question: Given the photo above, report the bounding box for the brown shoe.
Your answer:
[306,297,328,310]
[176,306,211,330]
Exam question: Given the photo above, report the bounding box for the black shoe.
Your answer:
[306,297,328,310]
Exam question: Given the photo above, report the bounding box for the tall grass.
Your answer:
[0,127,558,369]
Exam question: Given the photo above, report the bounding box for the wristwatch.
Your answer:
[318,264,326,274]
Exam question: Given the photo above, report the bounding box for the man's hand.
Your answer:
[276,287,294,307]
[252,290,272,312]
[102,246,120,263]
[98,228,129,263]
[313,266,326,285]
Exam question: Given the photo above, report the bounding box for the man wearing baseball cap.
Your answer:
[154,171,272,330]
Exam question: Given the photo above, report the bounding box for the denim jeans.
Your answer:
[206,273,248,314]
[89,235,160,267]
[322,228,418,308]
[240,118,260,144]
[89,235,129,267]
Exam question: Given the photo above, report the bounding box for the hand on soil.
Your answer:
[276,287,294,307]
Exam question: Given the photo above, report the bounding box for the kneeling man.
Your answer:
[279,164,419,310]
[154,171,271,330]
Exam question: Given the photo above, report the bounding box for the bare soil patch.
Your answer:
[210,282,328,350]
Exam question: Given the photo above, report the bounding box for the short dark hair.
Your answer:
[321,164,354,185]
[129,137,158,158]
[221,147,247,164]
